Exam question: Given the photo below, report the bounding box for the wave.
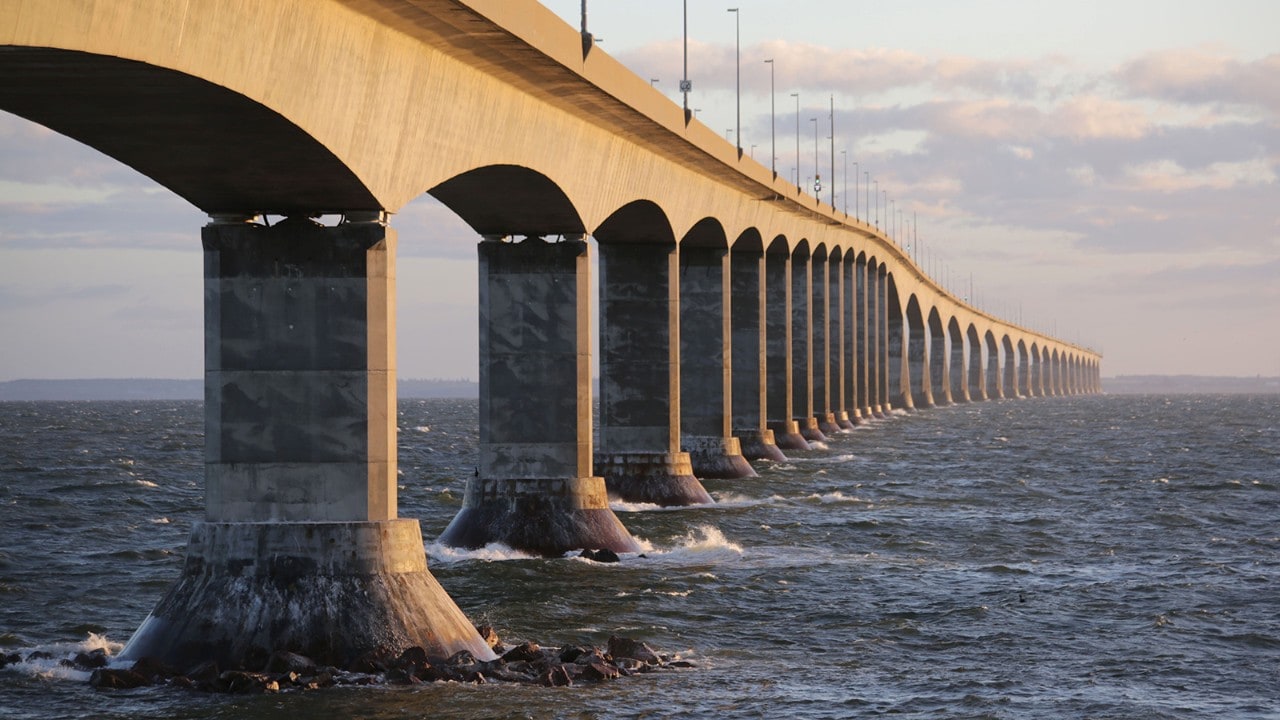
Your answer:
[425,541,538,564]
[2,632,123,682]
[794,491,870,505]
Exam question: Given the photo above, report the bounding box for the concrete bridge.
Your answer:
[0,0,1100,670]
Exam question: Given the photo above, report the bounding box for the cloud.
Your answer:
[1118,48,1280,118]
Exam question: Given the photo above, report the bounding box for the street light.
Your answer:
[728,8,740,152]
[841,150,848,215]
[853,162,860,221]
[681,0,692,118]
[873,179,879,229]
[764,59,775,177]
[829,95,836,207]
[864,171,870,226]
[811,117,820,197]
[791,93,800,188]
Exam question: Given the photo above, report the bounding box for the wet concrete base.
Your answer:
[594,452,713,506]
[681,436,758,479]
[736,428,788,462]
[799,417,830,443]
[817,413,842,436]
[767,420,812,451]
[117,520,494,670]
[438,477,639,556]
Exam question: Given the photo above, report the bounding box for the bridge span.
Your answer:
[1,0,1100,670]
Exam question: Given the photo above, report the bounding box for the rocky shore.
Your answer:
[6,630,692,693]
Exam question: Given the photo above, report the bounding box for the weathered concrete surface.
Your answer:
[765,249,810,450]
[930,312,950,406]
[730,245,787,462]
[118,520,496,668]
[440,237,638,555]
[949,319,970,403]
[122,218,491,670]
[679,245,756,479]
[597,242,710,505]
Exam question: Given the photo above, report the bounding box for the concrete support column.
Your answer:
[969,331,986,401]
[596,242,711,506]
[931,323,951,406]
[908,317,929,409]
[1018,347,1031,398]
[679,245,756,479]
[949,326,969,402]
[861,262,879,418]
[731,247,786,461]
[792,251,827,442]
[855,258,872,421]
[842,256,862,426]
[120,216,493,671]
[1030,353,1042,397]
[812,253,840,434]
[440,237,638,555]
[878,267,892,415]
[987,339,1004,400]
[765,250,809,450]
[888,296,911,411]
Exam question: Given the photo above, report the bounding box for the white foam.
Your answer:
[797,491,869,505]
[425,541,538,564]
[5,633,124,682]
[132,479,158,488]
[414,425,431,433]
[642,525,744,561]
[609,500,667,513]
[807,441,830,450]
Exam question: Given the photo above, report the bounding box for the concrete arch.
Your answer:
[967,324,985,400]
[1001,335,1017,399]
[430,164,584,237]
[1016,339,1030,399]
[887,275,909,410]
[593,200,675,246]
[681,217,730,249]
[927,307,949,406]
[985,330,1002,400]
[0,47,376,214]
[905,296,928,409]
[948,317,969,403]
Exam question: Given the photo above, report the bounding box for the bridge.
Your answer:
[0,0,1101,670]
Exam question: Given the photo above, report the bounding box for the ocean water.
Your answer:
[1,395,1277,719]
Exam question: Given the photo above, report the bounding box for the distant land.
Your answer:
[1103,375,1280,395]
[0,378,479,401]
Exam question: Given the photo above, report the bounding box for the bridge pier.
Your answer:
[793,248,830,442]
[765,247,811,450]
[120,216,493,670]
[596,242,711,506]
[439,237,638,555]
[731,244,787,462]
[679,245,757,479]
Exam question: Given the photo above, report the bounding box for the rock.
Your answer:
[394,646,429,668]
[0,652,21,668]
[24,651,53,662]
[264,650,315,675]
[607,636,661,665]
[183,660,220,685]
[614,657,647,673]
[668,660,696,668]
[130,656,178,682]
[501,642,542,663]
[581,660,621,681]
[475,625,502,651]
[572,648,608,666]
[349,646,395,674]
[579,548,621,563]
[446,649,476,666]
[540,665,573,687]
[89,668,150,690]
[73,648,109,670]
[219,670,276,694]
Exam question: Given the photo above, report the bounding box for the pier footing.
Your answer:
[438,477,639,556]
[736,428,788,462]
[118,519,494,669]
[595,451,712,506]
[682,435,757,479]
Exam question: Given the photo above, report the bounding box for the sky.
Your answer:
[1,0,1277,380]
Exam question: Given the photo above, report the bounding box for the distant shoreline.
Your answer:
[2,375,1277,401]
[0,378,480,402]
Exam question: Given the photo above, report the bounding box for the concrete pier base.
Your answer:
[595,451,712,506]
[736,428,788,462]
[799,417,829,443]
[836,411,856,430]
[438,477,639,556]
[682,435,757,479]
[768,419,811,450]
[817,413,842,436]
[118,520,494,669]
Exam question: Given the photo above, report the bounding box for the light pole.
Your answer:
[811,117,820,197]
[829,95,836,207]
[791,93,800,188]
[853,162,859,221]
[864,171,870,226]
[873,179,879,229]
[728,8,740,152]
[841,150,848,215]
[764,59,775,177]
[680,0,691,118]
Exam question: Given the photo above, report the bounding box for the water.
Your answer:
[1,395,1278,719]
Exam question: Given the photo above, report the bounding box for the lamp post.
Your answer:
[829,95,836,207]
[873,179,879,229]
[864,171,869,226]
[728,8,740,152]
[841,150,847,215]
[680,0,691,117]
[791,93,800,188]
[811,117,820,198]
[853,162,859,221]
[764,59,775,177]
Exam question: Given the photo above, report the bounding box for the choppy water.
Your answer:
[1,395,1278,719]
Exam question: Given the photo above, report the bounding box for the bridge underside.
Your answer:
[0,48,376,214]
